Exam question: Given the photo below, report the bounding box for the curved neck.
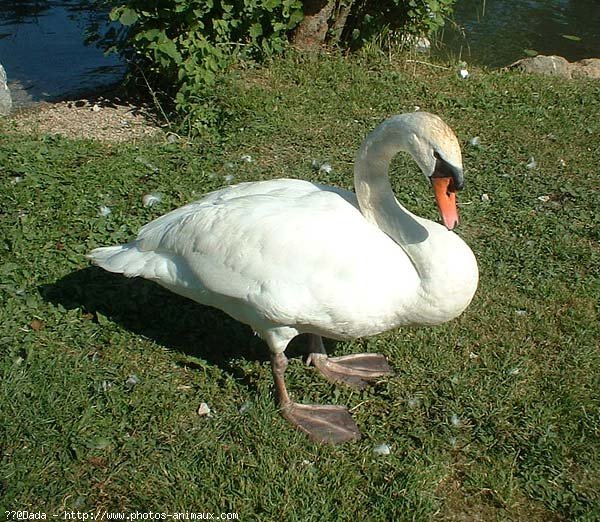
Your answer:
[352,115,478,326]
[354,118,429,247]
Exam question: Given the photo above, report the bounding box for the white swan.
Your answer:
[88,112,478,443]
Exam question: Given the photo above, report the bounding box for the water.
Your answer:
[440,0,600,67]
[1,1,599,108]
[0,1,124,107]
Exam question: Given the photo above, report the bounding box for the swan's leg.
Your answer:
[270,352,361,444]
[306,334,393,389]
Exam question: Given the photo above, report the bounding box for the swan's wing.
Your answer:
[135,179,372,298]
[91,179,417,334]
[89,180,318,286]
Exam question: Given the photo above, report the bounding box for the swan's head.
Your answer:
[398,112,464,230]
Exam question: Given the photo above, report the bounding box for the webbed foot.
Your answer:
[270,350,361,444]
[281,402,361,444]
[308,352,393,389]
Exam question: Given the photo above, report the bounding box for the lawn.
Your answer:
[1,51,599,520]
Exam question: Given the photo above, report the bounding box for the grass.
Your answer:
[1,50,599,520]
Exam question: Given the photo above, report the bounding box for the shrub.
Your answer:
[342,0,456,46]
[103,0,302,132]
[102,0,456,133]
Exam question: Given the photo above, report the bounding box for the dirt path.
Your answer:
[7,90,163,143]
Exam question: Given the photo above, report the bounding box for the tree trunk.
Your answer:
[291,0,336,49]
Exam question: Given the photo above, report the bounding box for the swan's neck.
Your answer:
[354,119,478,325]
[354,121,429,248]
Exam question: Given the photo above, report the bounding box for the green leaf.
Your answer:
[96,312,110,327]
[158,39,182,63]
[118,8,139,27]
[0,262,19,275]
[137,28,162,42]
[561,34,581,42]
[288,10,304,27]
[249,23,263,40]
[108,7,120,22]
[87,436,112,450]
[523,49,538,57]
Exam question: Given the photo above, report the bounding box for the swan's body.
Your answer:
[92,179,475,341]
[89,112,478,443]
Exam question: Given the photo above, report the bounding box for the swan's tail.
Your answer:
[88,243,142,277]
[87,243,170,280]
[88,243,199,302]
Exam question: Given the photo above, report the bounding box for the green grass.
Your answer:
[1,51,599,520]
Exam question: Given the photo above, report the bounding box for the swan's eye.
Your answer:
[431,152,464,191]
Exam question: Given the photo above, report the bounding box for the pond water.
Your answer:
[0,0,124,107]
[440,0,600,67]
[0,1,599,108]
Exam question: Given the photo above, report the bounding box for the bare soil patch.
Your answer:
[8,91,163,143]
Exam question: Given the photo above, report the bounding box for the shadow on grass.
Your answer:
[40,267,311,375]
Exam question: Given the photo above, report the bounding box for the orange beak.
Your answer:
[432,177,459,230]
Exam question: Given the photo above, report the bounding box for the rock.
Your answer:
[509,54,600,79]
[571,58,600,79]
[510,55,572,78]
[0,64,12,116]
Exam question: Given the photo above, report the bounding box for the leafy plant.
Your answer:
[104,0,303,132]
[341,0,456,47]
